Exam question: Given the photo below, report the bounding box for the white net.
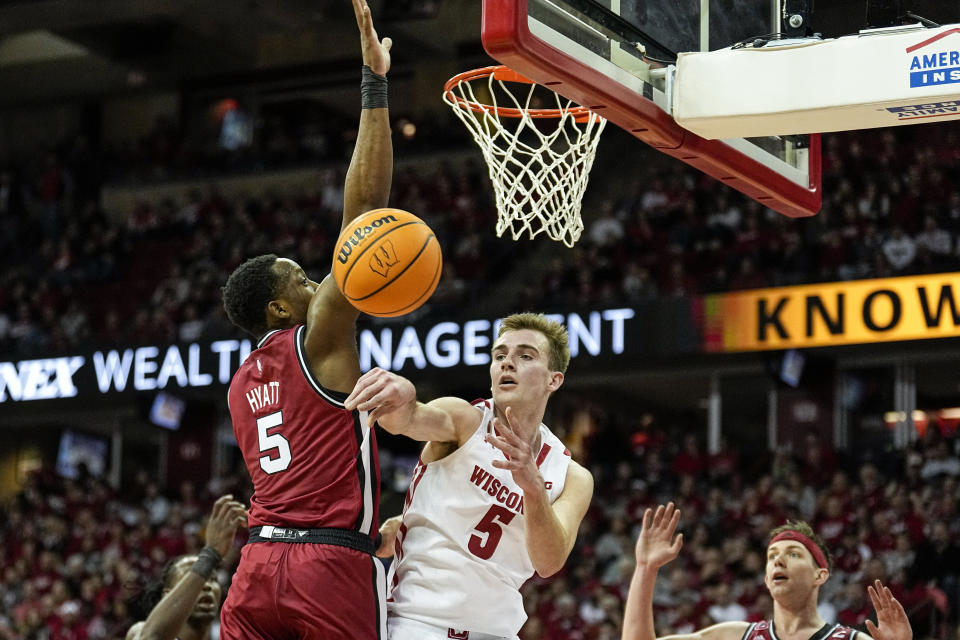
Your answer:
[443,67,607,247]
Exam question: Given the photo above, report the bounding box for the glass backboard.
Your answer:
[481,0,823,218]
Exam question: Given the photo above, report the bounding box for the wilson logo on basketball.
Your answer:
[335,213,399,264]
[368,240,399,277]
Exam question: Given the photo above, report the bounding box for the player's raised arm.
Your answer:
[623,504,746,640]
[343,0,392,228]
[304,0,394,392]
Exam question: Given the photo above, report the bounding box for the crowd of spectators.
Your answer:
[513,406,960,640]
[0,468,250,639]
[3,119,959,356]
[97,110,468,187]
[0,143,518,355]
[1,115,959,356]
[1,404,957,639]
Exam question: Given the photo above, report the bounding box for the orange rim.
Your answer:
[443,65,596,120]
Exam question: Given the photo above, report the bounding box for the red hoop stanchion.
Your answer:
[443,65,607,247]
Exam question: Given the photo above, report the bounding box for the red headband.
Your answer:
[769,531,828,569]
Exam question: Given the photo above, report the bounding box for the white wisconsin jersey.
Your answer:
[387,399,572,637]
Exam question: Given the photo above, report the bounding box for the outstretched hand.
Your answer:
[205,494,248,558]
[485,407,542,496]
[345,367,416,425]
[352,0,391,76]
[865,580,913,640]
[634,503,683,570]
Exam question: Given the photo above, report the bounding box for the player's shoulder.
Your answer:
[563,458,594,493]
[428,396,485,436]
[700,620,753,640]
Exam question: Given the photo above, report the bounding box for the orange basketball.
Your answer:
[332,208,442,317]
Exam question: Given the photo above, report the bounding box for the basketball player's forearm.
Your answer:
[137,573,207,640]
[621,565,659,640]
[523,487,571,577]
[379,402,453,442]
[373,398,419,434]
[343,107,392,227]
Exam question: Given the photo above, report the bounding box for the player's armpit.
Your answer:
[302,276,362,393]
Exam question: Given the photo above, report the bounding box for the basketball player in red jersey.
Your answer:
[623,503,913,640]
[217,1,393,638]
[127,495,246,640]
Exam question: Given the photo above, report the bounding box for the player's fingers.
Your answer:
[351,0,366,26]
[889,593,907,616]
[882,584,895,605]
[485,434,515,455]
[668,506,681,532]
[652,503,665,526]
[345,382,369,408]
[351,382,387,409]
[212,494,232,517]
[663,501,676,521]
[493,420,523,446]
[865,620,879,638]
[868,584,881,611]
[641,507,653,531]
[672,532,684,553]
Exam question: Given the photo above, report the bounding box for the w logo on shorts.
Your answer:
[447,630,469,639]
[369,239,399,277]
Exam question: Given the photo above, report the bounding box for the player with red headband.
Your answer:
[622,503,913,640]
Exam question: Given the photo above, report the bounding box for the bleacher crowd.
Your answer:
[2,120,959,356]
[1,408,957,639]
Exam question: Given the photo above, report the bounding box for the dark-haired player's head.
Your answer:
[161,555,223,627]
[765,521,832,602]
[222,254,319,338]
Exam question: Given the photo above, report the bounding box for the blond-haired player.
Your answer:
[623,503,913,640]
[346,312,594,640]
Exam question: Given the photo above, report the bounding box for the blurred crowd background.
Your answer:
[0,3,959,639]
[1,117,959,355]
[2,408,957,639]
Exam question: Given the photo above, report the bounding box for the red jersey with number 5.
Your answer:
[227,325,379,536]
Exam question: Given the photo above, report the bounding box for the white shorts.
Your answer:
[387,615,518,640]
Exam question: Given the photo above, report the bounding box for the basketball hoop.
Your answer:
[443,66,607,247]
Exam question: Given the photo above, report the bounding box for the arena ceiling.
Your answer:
[0,0,956,107]
[0,0,485,107]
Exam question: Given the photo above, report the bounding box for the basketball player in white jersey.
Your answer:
[345,312,594,640]
[623,503,913,640]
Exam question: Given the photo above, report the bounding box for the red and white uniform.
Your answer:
[743,621,860,640]
[221,326,385,639]
[387,399,571,639]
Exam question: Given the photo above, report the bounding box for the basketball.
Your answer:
[332,208,442,317]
